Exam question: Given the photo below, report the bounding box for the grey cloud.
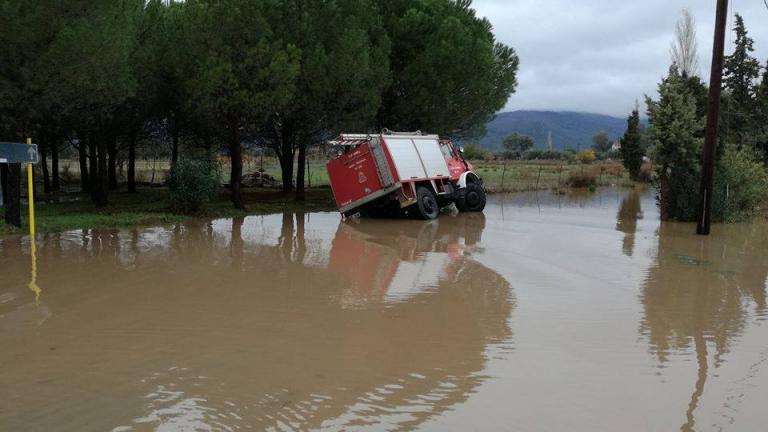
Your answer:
[473,0,768,116]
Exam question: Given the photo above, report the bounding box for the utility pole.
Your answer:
[696,0,729,235]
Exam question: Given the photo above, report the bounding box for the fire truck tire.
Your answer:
[414,187,440,220]
[455,183,486,212]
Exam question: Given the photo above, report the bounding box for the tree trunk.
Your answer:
[40,138,51,194]
[107,135,117,190]
[96,134,108,207]
[4,163,22,227]
[279,151,294,193]
[659,169,670,221]
[295,142,306,201]
[171,116,180,164]
[278,121,295,192]
[127,132,136,193]
[78,137,89,192]
[229,130,244,209]
[89,133,98,201]
[51,139,60,191]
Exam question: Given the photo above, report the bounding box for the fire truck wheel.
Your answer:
[415,186,440,220]
[456,183,486,212]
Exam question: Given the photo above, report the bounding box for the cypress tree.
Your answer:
[756,61,768,163]
[620,109,643,181]
[646,65,703,220]
[722,14,760,147]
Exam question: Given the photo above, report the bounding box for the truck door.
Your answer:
[441,141,466,181]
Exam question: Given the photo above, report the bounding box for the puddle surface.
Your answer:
[1,188,767,431]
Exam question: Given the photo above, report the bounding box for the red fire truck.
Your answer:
[325,130,486,219]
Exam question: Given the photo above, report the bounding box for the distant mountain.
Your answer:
[478,110,629,151]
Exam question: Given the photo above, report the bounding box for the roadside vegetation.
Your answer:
[0,0,520,230]
[644,11,768,222]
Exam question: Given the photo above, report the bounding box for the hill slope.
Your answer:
[478,111,628,151]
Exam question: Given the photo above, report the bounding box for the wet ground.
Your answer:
[1,187,767,431]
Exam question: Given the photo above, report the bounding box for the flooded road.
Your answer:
[1,187,767,431]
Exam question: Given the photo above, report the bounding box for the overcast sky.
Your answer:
[473,0,768,117]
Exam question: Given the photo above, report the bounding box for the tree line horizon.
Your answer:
[0,0,519,209]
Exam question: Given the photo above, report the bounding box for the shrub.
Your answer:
[566,169,597,188]
[167,158,221,212]
[576,149,596,164]
[712,146,768,222]
[658,147,768,222]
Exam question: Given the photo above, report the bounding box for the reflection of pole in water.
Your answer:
[681,334,708,432]
[28,239,41,304]
[682,279,711,432]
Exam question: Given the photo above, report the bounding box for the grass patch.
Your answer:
[472,160,632,192]
[0,186,336,236]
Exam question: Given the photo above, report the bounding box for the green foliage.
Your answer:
[722,14,761,146]
[462,143,485,160]
[646,65,702,170]
[376,0,519,137]
[185,0,300,134]
[756,61,768,162]
[712,146,768,222]
[167,158,221,212]
[501,133,534,159]
[1,0,519,208]
[620,109,643,180]
[591,131,611,154]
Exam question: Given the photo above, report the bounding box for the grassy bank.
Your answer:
[2,160,636,236]
[0,187,336,236]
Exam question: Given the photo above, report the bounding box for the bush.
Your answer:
[659,147,768,222]
[712,147,768,222]
[167,158,221,212]
[566,169,597,188]
[576,149,596,164]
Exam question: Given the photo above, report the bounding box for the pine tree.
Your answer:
[722,14,760,147]
[620,109,643,180]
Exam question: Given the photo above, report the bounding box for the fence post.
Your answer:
[500,162,507,192]
[535,164,542,189]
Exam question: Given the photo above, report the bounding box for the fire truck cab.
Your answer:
[326,130,486,219]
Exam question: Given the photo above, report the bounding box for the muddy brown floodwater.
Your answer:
[1,187,767,431]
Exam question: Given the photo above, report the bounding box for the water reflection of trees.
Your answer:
[640,221,768,431]
[0,212,514,432]
[616,189,643,257]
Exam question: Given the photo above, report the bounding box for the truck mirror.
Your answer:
[459,146,465,154]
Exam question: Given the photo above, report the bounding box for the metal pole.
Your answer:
[697,0,729,235]
[26,138,36,239]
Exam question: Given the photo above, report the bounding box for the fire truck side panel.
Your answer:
[326,143,390,212]
[380,136,428,180]
[411,138,450,178]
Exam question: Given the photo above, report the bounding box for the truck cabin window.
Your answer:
[440,143,455,160]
